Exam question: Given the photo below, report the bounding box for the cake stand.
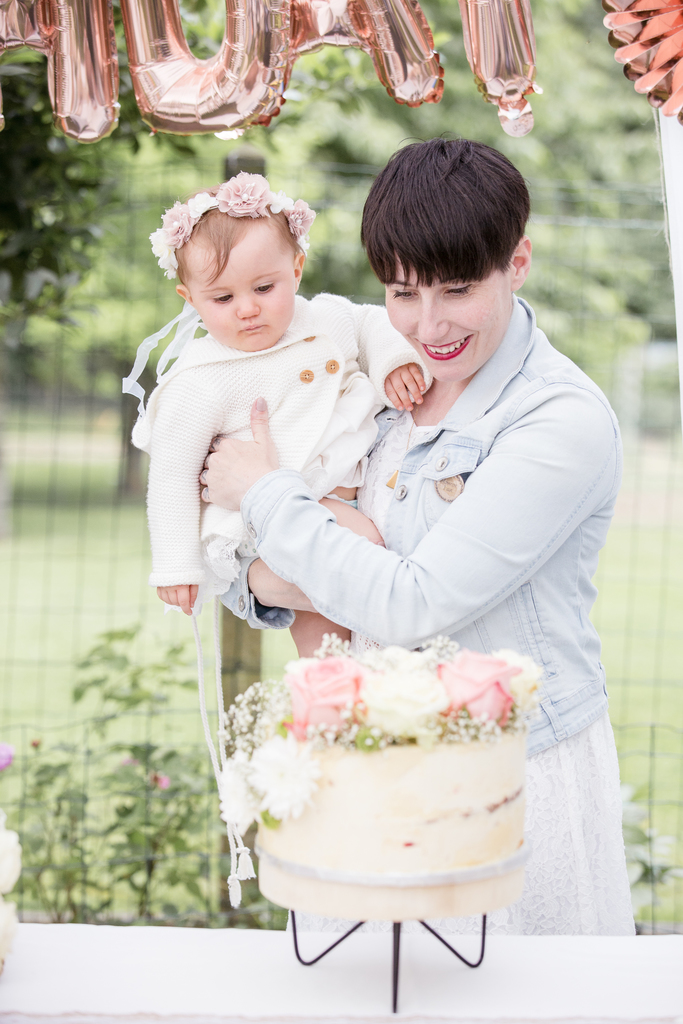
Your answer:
[257,841,529,1013]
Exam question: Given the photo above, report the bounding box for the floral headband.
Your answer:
[149,172,316,280]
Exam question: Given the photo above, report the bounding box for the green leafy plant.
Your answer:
[622,784,683,916]
[4,626,284,926]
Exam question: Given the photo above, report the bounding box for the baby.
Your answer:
[124,173,427,656]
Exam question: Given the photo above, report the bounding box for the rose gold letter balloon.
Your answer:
[458,0,539,136]
[119,0,291,134]
[603,0,683,124]
[0,0,119,141]
[289,0,443,106]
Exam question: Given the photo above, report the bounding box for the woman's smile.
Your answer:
[421,335,473,360]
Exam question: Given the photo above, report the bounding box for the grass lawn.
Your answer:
[1,415,682,924]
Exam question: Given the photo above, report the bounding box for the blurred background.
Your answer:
[0,0,681,931]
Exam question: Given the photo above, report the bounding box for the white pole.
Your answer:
[658,111,683,434]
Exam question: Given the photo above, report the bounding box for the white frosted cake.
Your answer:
[217,638,540,920]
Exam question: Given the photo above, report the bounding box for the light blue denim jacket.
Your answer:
[222,298,622,756]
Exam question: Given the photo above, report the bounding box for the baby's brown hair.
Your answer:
[175,185,300,286]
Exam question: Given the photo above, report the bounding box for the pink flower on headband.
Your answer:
[285,200,316,243]
[216,172,272,219]
[161,202,194,249]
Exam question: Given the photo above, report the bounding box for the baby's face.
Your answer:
[176,219,305,351]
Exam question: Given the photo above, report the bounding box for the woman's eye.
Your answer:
[257,283,274,293]
[392,290,414,300]
[447,286,470,296]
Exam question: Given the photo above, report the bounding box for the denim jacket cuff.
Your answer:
[241,469,314,544]
[219,549,295,631]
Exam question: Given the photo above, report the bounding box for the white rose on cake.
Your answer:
[492,649,543,711]
[361,651,450,740]
[0,812,21,896]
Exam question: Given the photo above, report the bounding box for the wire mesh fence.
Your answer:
[1,150,681,929]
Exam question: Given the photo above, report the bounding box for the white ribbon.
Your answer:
[122,302,204,418]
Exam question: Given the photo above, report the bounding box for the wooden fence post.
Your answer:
[221,606,262,708]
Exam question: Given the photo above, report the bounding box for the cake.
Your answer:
[217,637,541,920]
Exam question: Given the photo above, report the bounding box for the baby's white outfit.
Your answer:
[131,293,428,605]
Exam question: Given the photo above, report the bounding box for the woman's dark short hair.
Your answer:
[361,139,530,286]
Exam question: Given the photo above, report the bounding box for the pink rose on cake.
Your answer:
[438,650,520,726]
[285,656,367,740]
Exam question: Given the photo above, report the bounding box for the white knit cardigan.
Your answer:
[131,292,429,602]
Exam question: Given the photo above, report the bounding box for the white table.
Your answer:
[0,924,681,1023]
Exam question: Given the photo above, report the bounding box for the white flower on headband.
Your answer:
[150,174,316,276]
[268,190,295,214]
[187,192,219,219]
[150,228,179,279]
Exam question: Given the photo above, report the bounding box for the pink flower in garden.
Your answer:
[284,199,316,241]
[151,773,171,790]
[30,739,41,749]
[0,744,14,771]
[161,202,195,249]
[438,650,520,726]
[285,657,367,740]
[216,173,272,219]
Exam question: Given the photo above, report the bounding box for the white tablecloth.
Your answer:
[0,924,681,1023]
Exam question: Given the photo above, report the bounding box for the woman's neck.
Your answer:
[411,375,472,426]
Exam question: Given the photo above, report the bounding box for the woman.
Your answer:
[202,139,634,936]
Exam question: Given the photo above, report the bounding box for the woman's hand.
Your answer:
[201,397,279,509]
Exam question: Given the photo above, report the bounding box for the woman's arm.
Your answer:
[205,386,620,648]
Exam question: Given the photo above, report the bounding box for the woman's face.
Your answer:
[384,238,532,386]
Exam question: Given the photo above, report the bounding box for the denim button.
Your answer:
[247,523,257,538]
[238,596,246,612]
[435,456,448,472]
[395,484,408,500]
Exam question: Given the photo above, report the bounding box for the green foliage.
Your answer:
[622,784,683,916]
[73,626,195,726]
[0,1,203,342]
[3,627,284,926]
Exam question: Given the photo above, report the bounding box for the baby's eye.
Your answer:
[256,283,274,293]
[214,294,232,303]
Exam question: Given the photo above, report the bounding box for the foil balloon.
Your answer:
[119,0,291,134]
[458,0,540,136]
[119,0,442,135]
[0,0,441,140]
[289,0,443,106]
[603,0,683,124]
[0,0,119,141]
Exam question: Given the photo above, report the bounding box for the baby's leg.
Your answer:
[319,497,384,546]
[289,498,383,657]
[289,611,350,658]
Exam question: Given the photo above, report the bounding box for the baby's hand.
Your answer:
[157,585,198,616]
[385,363,426,411]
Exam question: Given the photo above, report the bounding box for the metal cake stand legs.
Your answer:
[290,911,487,1014]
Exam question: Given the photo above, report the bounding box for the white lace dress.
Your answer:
[298,412,635,937]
